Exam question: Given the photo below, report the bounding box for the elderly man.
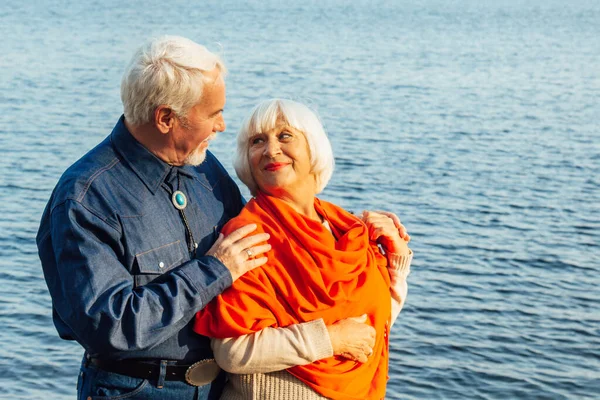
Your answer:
[36,36,274,399]
[37,35,406,400]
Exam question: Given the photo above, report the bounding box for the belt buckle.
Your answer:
[185,359,221,387]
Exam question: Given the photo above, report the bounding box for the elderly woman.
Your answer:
[194,99,412,399]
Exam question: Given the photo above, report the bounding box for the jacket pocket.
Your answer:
[134,240,186,275]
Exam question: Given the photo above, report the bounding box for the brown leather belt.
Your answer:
[88,357,221,386]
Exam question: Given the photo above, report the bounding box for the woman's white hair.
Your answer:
[234,99,335,196]
[121,35,227,126]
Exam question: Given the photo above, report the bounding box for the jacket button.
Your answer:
[159,262,165,268]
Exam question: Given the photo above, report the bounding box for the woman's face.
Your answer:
[248,122,316,198]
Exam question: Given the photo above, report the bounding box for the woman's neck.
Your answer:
[262,190,320,222]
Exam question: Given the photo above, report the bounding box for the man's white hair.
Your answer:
[234,99,335,196]
[121,35,227,126]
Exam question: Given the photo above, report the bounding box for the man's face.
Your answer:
[173,71,226,166]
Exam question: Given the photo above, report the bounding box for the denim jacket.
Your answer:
[36,116,244,362]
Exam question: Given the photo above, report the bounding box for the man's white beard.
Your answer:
[183,147,207,166]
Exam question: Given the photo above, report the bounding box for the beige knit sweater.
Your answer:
[212,251,413,400]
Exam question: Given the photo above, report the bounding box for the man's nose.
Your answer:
[215,114,226,132]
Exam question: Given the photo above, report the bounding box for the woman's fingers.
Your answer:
[363,211,411,251]
[370,226,393,241]
[366,218,399,241]
[373,210,401,229]
[327,315,377,363]
[363,212,397,230]
[348,314,368,323]
[369,210,410,241]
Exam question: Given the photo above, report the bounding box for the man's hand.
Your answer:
[206,224,271,281]
[326,314,376,363]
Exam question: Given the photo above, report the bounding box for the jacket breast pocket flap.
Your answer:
[135,240,186,274]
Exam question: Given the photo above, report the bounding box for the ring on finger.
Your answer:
[245,248,253,258]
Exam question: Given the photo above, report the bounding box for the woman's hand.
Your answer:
[361,211,410,256]
[326,315,376,363]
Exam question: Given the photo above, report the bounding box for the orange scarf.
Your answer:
[194,193,391,399]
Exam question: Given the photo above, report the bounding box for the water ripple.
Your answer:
[2,0,600,399]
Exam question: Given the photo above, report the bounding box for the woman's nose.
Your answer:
[263,139,281,157]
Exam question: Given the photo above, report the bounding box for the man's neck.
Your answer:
[125,119,182,166]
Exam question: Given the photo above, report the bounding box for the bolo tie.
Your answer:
[167,170,197,257]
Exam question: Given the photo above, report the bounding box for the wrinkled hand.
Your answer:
[361,211,410,256]
[326,314,376,363]
[206,224,271,282]
[372,210,410,241]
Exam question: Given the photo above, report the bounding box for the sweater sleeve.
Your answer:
[387,249,413,326]
[211,319,334,374]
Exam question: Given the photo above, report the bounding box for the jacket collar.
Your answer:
[110,115,199,194]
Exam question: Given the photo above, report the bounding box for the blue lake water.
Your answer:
[1,0,599,398]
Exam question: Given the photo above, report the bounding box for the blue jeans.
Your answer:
[77,356,225,400]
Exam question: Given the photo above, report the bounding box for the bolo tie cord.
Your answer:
[181,211,196,256]
[175,172,197,257]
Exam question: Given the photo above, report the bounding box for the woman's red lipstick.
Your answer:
[264,162,289,171]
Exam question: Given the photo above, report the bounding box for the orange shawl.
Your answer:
[194,193,391,399]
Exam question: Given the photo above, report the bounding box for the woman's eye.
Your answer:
[279,132,292,140]
[251,137,264,145]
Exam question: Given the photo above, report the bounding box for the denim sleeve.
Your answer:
[46,200,232,355]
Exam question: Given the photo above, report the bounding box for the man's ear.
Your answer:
[154,105,175,134]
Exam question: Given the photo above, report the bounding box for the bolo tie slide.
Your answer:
[170,186,197,255]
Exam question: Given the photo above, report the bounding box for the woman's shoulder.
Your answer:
[315,197,361,223]
[221,199,260,235]
[221,197,283,237]
[315,197,343,212]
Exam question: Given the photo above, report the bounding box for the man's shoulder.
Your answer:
[50,135,124,210]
